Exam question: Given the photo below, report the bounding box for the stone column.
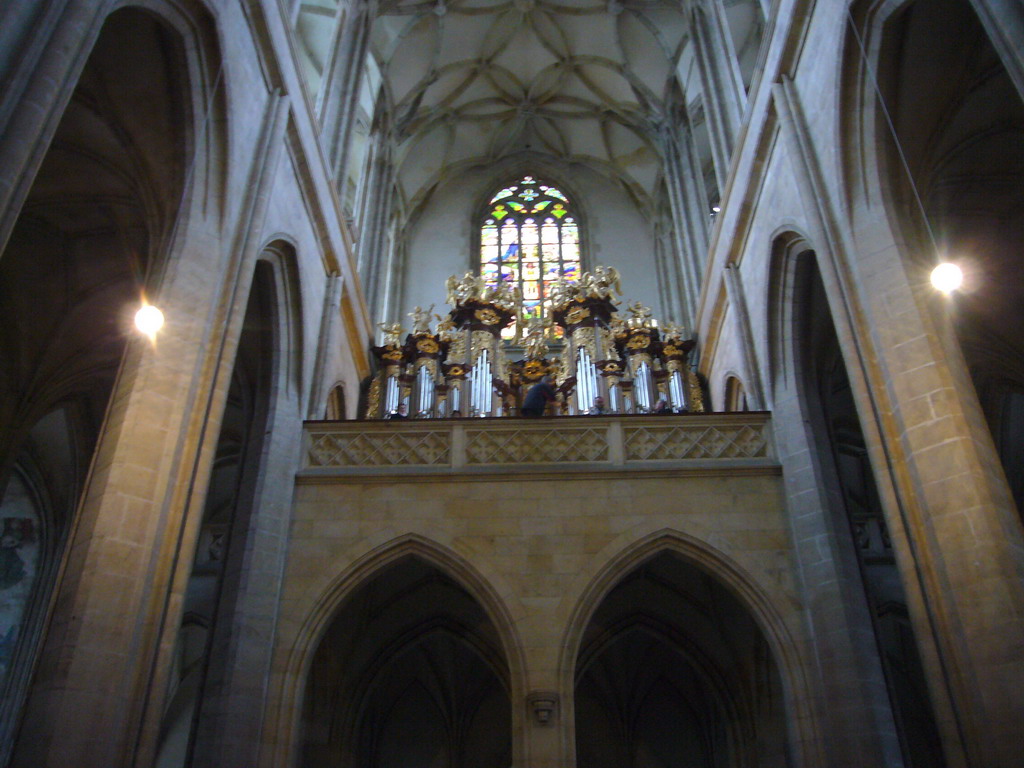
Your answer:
[318,0,374,194]
[774,74,1024,768]
[7,91,291,768]
[657,122,710,328]
[723,263,765,409]
[357,130,395,320]
[653,221,685,323]
[688,0,746,192]
[307,273,343,419]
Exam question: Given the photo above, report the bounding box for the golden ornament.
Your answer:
[475,307,501,325]
[565,305,591,325]
[416,337,439,353]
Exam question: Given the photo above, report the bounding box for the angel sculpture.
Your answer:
[435,315,457,342]
[445,272,481,306]
[520,313,553,360]
[660,321,686,342]
[378,321,404,346]
[408,304,435,334]
[625,300,653,329]
[488,278,520,311]
[592,265,622,298]
[546,277,575,309]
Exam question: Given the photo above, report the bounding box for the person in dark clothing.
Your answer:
[521,375,557,417]
[387,403,408,419]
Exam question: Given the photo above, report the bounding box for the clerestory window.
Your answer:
[479,175,581,339]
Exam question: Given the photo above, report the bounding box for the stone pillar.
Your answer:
[723,263,765,409]
[318,0,374,193]
[307,272,343,419]
[689,0,746,192]
[190,400,304,768]
[774,74,1024,768]
[657,122,709,328]
[653,221,684,323]
[8,91,290,768]
[357,131,395,319]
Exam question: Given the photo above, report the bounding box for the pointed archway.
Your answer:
[300,554,513,768]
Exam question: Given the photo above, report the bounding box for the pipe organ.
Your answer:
[364,268,702,418]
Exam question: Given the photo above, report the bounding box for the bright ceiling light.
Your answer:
[930,262,963,294]
[135,303,164,339]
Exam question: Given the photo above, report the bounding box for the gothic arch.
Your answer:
[560,528,816,768]
[257,238,306,400]
[275,533,527,768]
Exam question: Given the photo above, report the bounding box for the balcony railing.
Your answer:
[301,413,776,476]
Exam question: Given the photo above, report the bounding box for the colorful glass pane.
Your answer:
[480,174,581,339]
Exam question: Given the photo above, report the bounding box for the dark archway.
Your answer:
[156,258,278,767]
[794,253,944,767]
[575,550,788,768]
[301,554,512,768]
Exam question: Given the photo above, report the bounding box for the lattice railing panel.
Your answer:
[623,424,769,461]
[307,430,451,467]
[466,427,608,464]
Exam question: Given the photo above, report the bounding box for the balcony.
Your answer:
[301,412,776,477]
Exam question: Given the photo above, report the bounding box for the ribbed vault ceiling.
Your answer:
[294,1,763,224]
[366,0,760,221]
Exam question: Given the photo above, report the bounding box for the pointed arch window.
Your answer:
[480,175,581,339]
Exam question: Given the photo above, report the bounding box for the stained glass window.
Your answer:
[480,175,581,339]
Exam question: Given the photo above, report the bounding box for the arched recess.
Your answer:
[770,237,945,766]
[723,373,748,412]
[0,5,209,760]
[156,240,303,767]
[844,0,1024,520]
[298,549,516,768]
[274,534,526,768]
[563,530,812,768]
[326,382,347,419]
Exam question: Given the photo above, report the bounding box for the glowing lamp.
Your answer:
[930,262,963,294]
[135,303,164,339]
